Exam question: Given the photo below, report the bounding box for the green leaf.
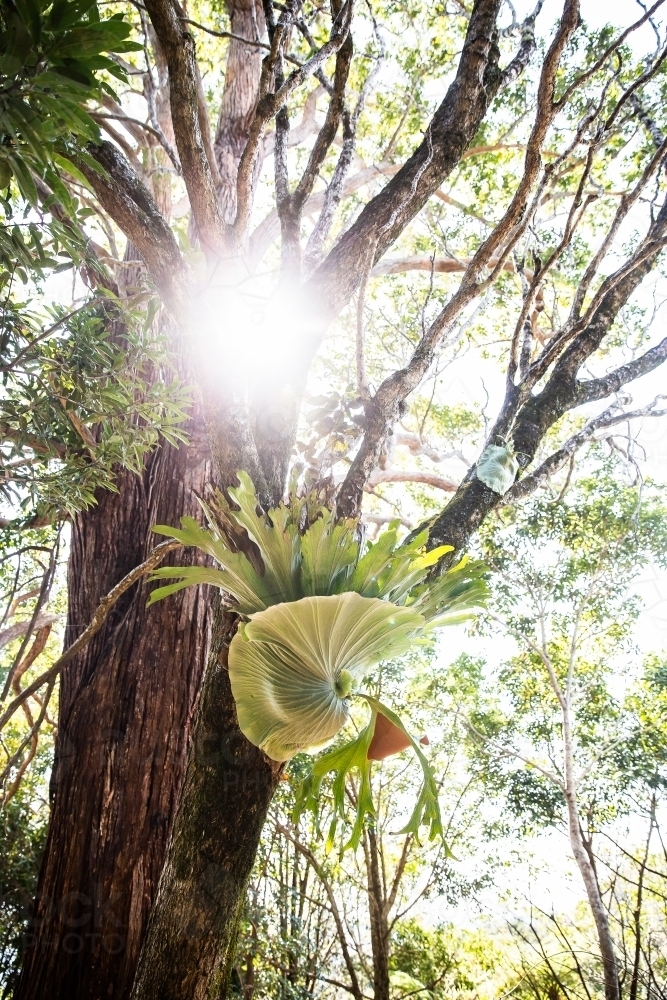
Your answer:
[411,555,489,625]
[475,443,518,495]
[294,696,447,854]
[151,517,278,613]
[146,565,230,606]
[228,593,425,762]
[227,472,302,602]
[300,508,358,595]
[346,522,402,596]
[293,718,376,853]
[362,695,445,846]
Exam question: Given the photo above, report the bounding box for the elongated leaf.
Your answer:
[147,565,230,606]
[362,695,445,846]
[411,555,489,624]
[293,717,376,853]
[294,696,447,853]
[151,518,278,613]
[301,508,358,595]
[228,472,301,602]
[346,522,402,596]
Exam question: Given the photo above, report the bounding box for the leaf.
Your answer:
[475,443,518,495]
[300,508,358,595]
[228,472,301,602]
[346,522,402,596]
[294,696,446,854]
[412,556,489,626]
[146,565,230,606]
[293,719,376,853]
[362,696,445,845]
[151,517,278,613]
[0,159,12,190]
[228,593,425,761]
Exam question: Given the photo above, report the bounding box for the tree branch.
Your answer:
[499,0,544,88]
[279,15,354,272]
[506,398,667,502]
[366,469,459,492]
[307,0,505,324]
[334,0,580,519]
[143,0,228,259]
[0,612,60,651]
[575,336,667,406]
[276,823,364,1000]
[233,0,354,244]
[76,142,186,306]
[0,539,182,735]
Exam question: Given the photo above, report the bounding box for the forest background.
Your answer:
[1,0,667,998]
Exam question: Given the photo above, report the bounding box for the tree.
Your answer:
[0,7,207,995]
[469,475,667,1000]
[6,0,667,997]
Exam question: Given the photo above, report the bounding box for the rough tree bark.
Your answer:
[129,610,283,1000]
[214,0,266,223]
[16,4,262,997]
[16,419,214,1000]
[126,5,514,997]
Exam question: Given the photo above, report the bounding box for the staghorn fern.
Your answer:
[475,442,519,496]
[149,471,488,850]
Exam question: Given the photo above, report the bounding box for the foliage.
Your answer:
[0,290,191,516]
[229,595,424,761]
[0,0,139,208]
[463,474,667,996]
[0,0,192,524]
[293,694,444,852]
[234,643,513,999]
[475,442,519,496]
[389,919,503,999]
[4,0,667,993]
[151,471,488,848]
[0,744,50,996]
[150,471,487,618]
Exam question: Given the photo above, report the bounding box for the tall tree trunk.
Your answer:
[129,611,282,1000]
[562,709,620,1000]
[16,411,214,1000]
[127,419,286,1000]
[365,828,391,1000]
[17,4,267,995]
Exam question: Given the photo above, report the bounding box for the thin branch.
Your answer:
[178,16,270,49]
[91,112,181,174]
[143,0,229,259]
[365,469,459,492]
[276,823,364,1000]
[0,540,181,735]
[506,398,667,502]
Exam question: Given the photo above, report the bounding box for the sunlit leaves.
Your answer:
[0,0,140,207]
[293,695,444,853]
[0,291,191,517]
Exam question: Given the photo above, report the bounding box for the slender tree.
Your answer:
[471,477,667,1000]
